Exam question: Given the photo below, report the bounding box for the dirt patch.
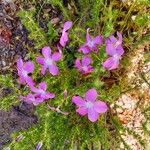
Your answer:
[0,102,37,150]
[112,44,150,150]
[0,1,34,73]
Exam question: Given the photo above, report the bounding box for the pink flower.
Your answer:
[78,28,103,54]
[103,32,124,70]
[17,58,34,86]
[59,21,73,47]
[21,94,44,106]
[75,56,93,74]
[72,88,108,122]
[30,82,55,101]
[36,47,62,76]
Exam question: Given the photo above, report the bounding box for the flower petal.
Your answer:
[109,35,117,43]
[45,92,55,99]
[87,65,94,73]
[35,141,43,150]
[36,57,45,65]
[117,32,122,43]
[42,47,51,58]
[49,64,59,76]
[116,45,124,56]
[39,82,47,90]
[106,43,117,56]
[33,98,44,106]
[88,108,99,122]
[75,59,81,69]
[93,35,103,45]
[24,62,34,73]
[86,28,91,42]
[60,32,68,47]
[63,21,73,31]
[78,45,91,54]
[17,58,23,69]
[41,66,47,75]
[103,57,119,70]
[85,88,97,102]
[26,77,35,86]
[18,76,25,84]
[72,96,85,107]
[94,101,108,113]
[76,107,88,116]
[52,52,62,62]
[82,56,91,66]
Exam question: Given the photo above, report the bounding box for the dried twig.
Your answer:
[47,104,69,116]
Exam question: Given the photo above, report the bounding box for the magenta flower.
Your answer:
[59,21,73,47]
[75,56,93,74]
[103,32,124,70]
[78,28,103,54]
[36,47,62,76]
[30,82,55,101]
[21,94,43,106]
[72,88,108,122]
[17,58,34,86]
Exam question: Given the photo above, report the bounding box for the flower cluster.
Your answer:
[103,32,124,70]
[75,29,124,75]
[17,21,72,106]
[17,21,124,122]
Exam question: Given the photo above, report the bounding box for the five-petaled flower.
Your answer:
[78,28,103,54]
[17,58,34,86]
[103,32,124,70]
[72,88,108,122]
[59,21,73,47]
[36,47,62,76]
[75,56,93,74]
[30,82,55,101]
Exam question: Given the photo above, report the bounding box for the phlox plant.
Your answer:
[16,21,124,149]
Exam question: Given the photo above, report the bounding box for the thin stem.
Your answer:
[47,104,69,115]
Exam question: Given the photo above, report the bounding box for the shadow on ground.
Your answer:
[0,102,37,149]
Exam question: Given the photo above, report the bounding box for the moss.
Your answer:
[0,75,19,110]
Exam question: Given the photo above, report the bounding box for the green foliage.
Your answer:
[0,74,14,87]
[102,6,118,37]
[87,0,103,28]
[46,0,70,19]
[17,10,58,49]
[0,75,19,110]
[133,33,150,48]
[47,22,58,42]
[134,14,150,27]
[9,105,120,150]
[17,10,48,49]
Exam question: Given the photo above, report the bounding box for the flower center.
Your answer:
[82,66,88,72]
[87,40,94,48]
[85,101,94,108]
[45,58,53,66]
[22,70,28,77]
[113,54,120,60]
[39,89,45,95]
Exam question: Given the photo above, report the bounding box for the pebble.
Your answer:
[1,60,6,67]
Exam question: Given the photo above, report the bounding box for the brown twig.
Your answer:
[47,104,69,116]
